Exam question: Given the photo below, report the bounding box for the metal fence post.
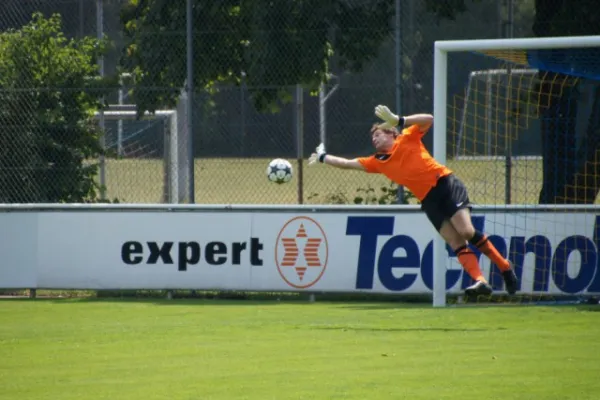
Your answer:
[296,85,304,204]
[395,0,405,204]
[186,0,195,203]
[96,0,106,200]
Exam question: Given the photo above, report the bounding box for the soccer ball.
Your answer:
[266,158,293,184]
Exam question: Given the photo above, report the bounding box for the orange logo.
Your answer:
[275,216,328,289]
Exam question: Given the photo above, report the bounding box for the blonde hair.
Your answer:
[370,123,399,137]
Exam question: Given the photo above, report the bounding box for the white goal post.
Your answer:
[432,35,600,307]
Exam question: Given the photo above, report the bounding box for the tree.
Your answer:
[532,0,600,204]
[0,13,114,202]
[424,0,481,21]
[426,0,600,204]
[120,0,393,115]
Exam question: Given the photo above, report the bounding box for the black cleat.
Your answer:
[464,280,493,297]
[502,262,519,295]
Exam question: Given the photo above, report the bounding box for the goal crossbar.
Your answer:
[436,35,600,52]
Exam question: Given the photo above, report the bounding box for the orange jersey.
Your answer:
[357,125,452,201]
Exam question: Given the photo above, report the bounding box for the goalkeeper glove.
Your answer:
[375,104,405,128]
[308,143,326,166]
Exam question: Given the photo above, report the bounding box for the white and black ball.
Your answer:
[266,158,293,184]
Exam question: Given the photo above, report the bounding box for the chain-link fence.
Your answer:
[1,0,597,205]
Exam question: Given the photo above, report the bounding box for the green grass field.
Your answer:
[1,298,599,400]
[103,157,561,205]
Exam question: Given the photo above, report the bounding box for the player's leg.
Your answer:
[444,178,519,294]
[438,220,492,295]
[421,189,491,296]
[450,208,509,270]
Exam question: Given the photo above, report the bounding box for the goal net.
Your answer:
[432,36,600,306]
[94,100,190,204]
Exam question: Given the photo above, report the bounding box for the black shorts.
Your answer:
[420,174,471,231]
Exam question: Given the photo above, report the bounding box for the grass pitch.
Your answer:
[102,157,553,205]
[1,298,599,400]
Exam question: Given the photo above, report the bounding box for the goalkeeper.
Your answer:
[308,105,518,297]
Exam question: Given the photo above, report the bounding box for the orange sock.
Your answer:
[455,246,487,283]
[475,235,510,271]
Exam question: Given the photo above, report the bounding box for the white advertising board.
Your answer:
[0,213,38,288]
[0,206,599,295]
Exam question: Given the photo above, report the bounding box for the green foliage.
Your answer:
[533,0,600,37]
[0,13,116,202]
[307,187,350,205]
[427,0,600,37]
[353,181,417,205]
[120,0,393,115]
[308,181,417,205]
[424,0,481,22]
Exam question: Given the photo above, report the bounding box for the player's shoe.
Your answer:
[502,262,518,295]
[464,280,493,297]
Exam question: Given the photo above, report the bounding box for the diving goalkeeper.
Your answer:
[308,105,518,297]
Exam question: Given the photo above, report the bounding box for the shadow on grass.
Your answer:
[311,326,505,333]
[1,291,598,310]
[0,290,434,307]
[576,304,600,312]
[5,297,591,313]
[0,294,435,309]
[0,297,299,307]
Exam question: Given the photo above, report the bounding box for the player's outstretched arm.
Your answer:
[404,113,433,132]
[375,105,433,132]
[308,143,365,171]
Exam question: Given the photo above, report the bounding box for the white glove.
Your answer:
[308,143,326,166]
[375,104,400,126]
